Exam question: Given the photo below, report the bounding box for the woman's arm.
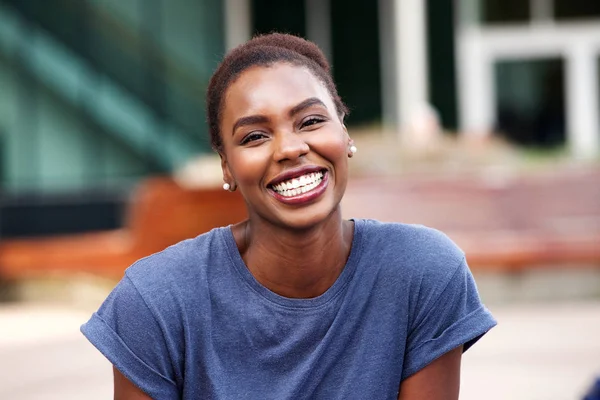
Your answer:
[398,346,462,400]
[113,367,153,400]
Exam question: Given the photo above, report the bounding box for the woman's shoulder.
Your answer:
[357,219,463,258]
[355,219,465,278]
[124,226,230,291]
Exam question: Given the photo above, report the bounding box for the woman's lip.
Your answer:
[268,166,326,187]
[269,171,329,205]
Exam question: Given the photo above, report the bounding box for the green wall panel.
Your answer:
[0,0,226,194]
[0,58,147,193]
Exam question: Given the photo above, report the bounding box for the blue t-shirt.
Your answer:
[81,219,496,399]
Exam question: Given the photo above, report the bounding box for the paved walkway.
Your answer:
[0,304,111,400]
[461,302,600,400]
[0,301,599,399]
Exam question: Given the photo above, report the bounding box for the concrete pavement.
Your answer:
[0,305,111,400]
[461,302,600,400]
[0,301,599,399]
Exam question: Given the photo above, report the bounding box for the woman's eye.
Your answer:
[300,117,325,129]
[241,132,266,145]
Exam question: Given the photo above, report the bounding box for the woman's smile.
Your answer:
[268,168,329,205]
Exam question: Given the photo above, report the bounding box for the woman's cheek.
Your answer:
[308,132,348,159]
[233,147,272,184]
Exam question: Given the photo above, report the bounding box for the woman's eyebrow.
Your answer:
[289,97,327,117]
[232,98,327,135]
[232,115,270,135]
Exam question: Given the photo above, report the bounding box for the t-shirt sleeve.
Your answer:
[80,274,180,399]
[401,256,497,380]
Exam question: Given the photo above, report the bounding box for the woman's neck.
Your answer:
[233,210,354,299]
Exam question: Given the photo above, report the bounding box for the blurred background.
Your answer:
[0,0,599,399]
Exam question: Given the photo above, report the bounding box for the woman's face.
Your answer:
[219,62,352,230]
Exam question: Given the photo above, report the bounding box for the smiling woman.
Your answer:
[81,33,496,400]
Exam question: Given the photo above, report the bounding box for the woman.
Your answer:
[82,33,496,399]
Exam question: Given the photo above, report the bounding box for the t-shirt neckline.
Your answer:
[220,219,365,309]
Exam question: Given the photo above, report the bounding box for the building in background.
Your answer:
[227,0,457,144]
[457,0,600,159]
[229,0,600,158]
[0,0,224,237]
[0,0,598,238]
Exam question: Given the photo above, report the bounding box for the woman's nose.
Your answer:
[273,131,309,162]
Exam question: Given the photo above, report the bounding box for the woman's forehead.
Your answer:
[223,64,334,118]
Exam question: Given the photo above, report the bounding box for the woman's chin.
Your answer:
[271,203,342,231]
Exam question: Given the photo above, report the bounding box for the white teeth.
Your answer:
[272,171,324,197]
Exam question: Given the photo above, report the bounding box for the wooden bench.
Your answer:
[2,172,598,279]
[341,171,600,271]
[0,177,247,279]
[450,231,600,271]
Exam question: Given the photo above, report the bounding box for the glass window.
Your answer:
[555,0,600,20]
[494,58,565,147]
[481,0,530,24]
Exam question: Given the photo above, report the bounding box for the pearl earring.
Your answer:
[223,183,231,191]
[350,145,357,154]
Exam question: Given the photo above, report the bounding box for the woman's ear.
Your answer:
[347,136,357,158]
[220,153,236,191]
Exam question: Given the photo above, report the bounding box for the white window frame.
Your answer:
[456,1,600,159]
